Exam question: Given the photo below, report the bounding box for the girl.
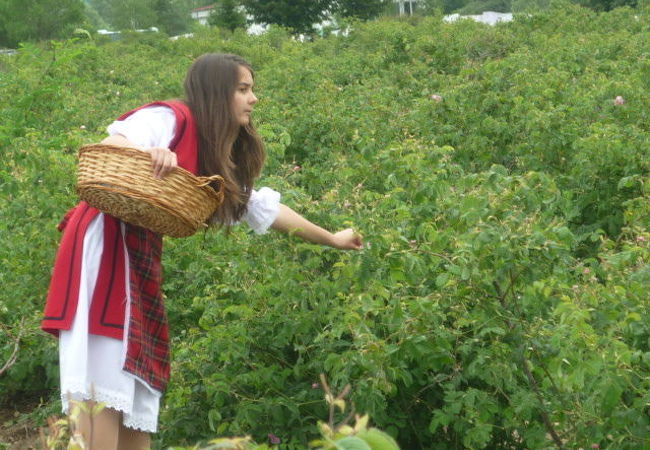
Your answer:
[42,53,363,450]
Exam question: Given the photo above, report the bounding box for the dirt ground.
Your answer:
[0,398,50,450]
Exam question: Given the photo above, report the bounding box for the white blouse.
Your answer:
[107,106,281,234]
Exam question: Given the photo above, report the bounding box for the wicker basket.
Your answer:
[76,144,225,238]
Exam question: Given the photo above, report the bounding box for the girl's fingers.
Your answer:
[350,235,363,249]
[160,151,177,178]
[334,229,363,250]
[150,148,163,178]
[169,151,178,173]
[149,148,177,179]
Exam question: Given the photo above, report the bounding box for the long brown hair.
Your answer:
[184,53,265,225]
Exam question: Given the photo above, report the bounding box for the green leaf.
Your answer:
[435,272,450,288]
[208,409,222,432]
[335,436,372,450]
[356,428,400,450]
[601,381,623,414]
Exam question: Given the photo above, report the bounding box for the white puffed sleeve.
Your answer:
[242,187,281,234]
[106,106,177,149]
[109,108,281,234]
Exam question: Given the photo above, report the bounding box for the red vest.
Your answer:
[42,101,198,391]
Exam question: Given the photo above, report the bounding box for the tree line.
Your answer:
[0,0,640,49]
[0,0,390,48]
[0,0,194,48]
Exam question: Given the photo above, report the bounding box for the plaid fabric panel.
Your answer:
[122,223,170,392]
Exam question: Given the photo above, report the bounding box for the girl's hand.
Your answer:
[271,204,363,250]
[332,228,363,250]
[143,147,178,179]
[100,135,177,179]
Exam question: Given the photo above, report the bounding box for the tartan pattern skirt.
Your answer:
[59,214,161,432]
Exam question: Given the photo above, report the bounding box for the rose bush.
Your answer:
[1,5,649,448]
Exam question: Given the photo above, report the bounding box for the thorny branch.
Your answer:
[520,353,566,449]
[319,373,354,431]
[0,318,26,377]
[493,274,566,449]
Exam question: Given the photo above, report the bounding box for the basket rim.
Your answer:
[77,143,226,237]
[79,143,195,178]
[78,143,225,201]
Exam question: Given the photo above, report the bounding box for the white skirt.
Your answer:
[59,214,161,433]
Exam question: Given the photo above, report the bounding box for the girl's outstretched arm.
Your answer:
[271,204,363,250]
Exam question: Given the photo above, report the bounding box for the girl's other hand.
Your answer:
[144,147,178,179]
[332,229,363,250]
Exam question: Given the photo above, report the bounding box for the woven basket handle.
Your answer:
[195,174,225,190]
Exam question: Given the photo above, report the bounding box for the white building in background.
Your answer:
[191,5,215,26]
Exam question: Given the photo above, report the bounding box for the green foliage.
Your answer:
[416,0,637,15]
[2,7,650,450]
[575,0,637,10]
[209,0,248,32]
[0,0,87,47]
[94,0,158,30]
[334,0,389,20]
[154,0,193,35]
[40,382,397,449]
[89,0,191,34]
[240,0,333,34]
[456,0,511,13]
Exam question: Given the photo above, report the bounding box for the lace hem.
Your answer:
[61,382,132,415]
[61,383,158,433]
[123,415,158,433]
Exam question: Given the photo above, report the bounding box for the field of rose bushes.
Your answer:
[1,3,649,448]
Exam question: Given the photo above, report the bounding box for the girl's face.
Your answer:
[232,65,258,126]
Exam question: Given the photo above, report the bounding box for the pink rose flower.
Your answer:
[268,433,281,444]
